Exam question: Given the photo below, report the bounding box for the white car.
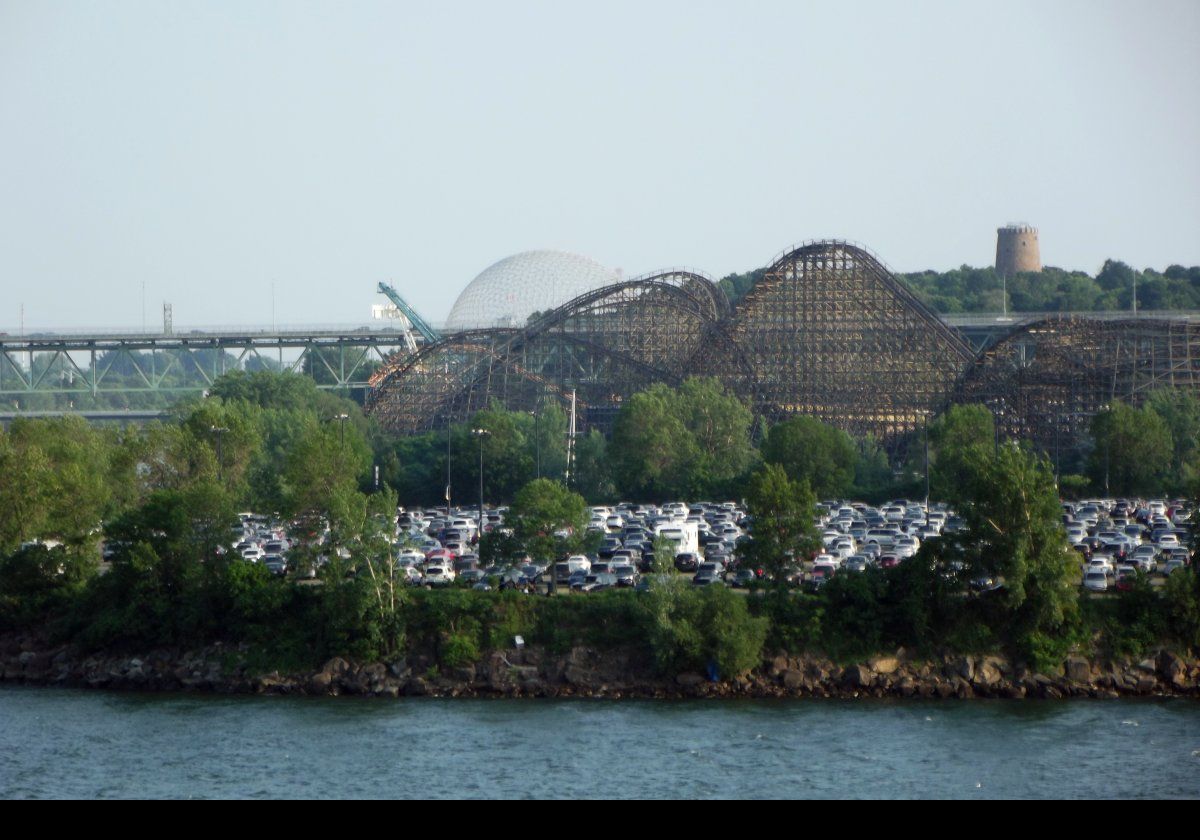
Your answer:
[1086,557,1114,577]
[422,566,456,586]
[1083,571,1109,592]
[1163,558,1187,576]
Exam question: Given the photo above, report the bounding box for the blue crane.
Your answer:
[376,282,442,345]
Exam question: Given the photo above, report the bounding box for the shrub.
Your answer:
[644,584,767,677]
[441,632,481,668]
[1163,569,1200,650]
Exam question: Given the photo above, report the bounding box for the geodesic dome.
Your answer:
[444,250,622,330]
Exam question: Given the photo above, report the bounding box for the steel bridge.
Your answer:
[4,285,1198,446]
[0,326,417,404]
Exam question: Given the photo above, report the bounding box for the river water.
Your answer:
[1,686,1197,799]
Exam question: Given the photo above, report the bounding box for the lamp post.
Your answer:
[471,428,490,536]
[334,413,349,447]
[923,415,930,527]
[530,408,541,480]
[1099,403,1111,497]
[445,417,452,513]
[210,425,229,483]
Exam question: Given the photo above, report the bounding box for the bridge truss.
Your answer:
[0,328,415,405]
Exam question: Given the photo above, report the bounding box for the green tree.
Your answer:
[927,404,995,501]
[1145,389,1200,492]
[572,428,615,502]
[0,417,115,557]
[610,384,698,500]
[178,398,264,496]
[282,416,372,526]
[1088,402,1172,496]
[596,378,758,500]
[506,479,588,593]
[458,406,534,503]
[354,487,408,656]
[0,430,53,553]
[851,435,896,502]
[959,444,1079,669]
[643,585,768,677]
[741,464,819,585]
[0,542,96,630]
[760,416,857,499]
[673,377,759,497]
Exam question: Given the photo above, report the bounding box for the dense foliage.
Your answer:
[718,260,1200,314]
[608,377,760,501]
[1,370,1197,679]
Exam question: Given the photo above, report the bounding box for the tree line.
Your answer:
[717,260,1200,313]
[0,369,1197,678]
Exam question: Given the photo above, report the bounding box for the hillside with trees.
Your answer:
[718,260,1200,313]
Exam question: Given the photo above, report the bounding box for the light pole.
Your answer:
[530,408,541,480]
[471,428,490,536]
[210,425,229,483]
[445,417,452,514]
[1099,404,1111,497]
[923,415,930,527]
[334,413,349,448]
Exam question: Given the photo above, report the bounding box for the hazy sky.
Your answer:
[2,0,1197,329]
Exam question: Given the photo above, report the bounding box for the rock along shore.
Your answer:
[1,633,1197,701]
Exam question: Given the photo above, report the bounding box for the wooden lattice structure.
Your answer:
[365,271,732,434]
[367,241,1199,455]
[955,316,1200,455]
[721,242,974,440]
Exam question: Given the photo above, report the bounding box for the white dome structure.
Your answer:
[445,250,622,330]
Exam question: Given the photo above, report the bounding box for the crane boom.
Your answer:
[376,282,441,344]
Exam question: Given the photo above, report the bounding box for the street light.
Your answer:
[471,428,491,536]
[210,425,229,483]
[445,417,452,513]
[334,413,349,447]
[923,415,930,527]
[530,408,541,480]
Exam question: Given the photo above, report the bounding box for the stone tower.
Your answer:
[995,224,1041,277]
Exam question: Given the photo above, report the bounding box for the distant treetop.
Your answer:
[717,260,1200,313]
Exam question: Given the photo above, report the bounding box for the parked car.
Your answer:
[423,566,456,587]
[1083,570,1109,592]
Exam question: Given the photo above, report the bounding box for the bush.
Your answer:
[820,570,887,661]
[750,591,823,654]
[1107,572,1164,658]
[0,543,95,631]
[1163,569,1200,650]
[645,584,767,677]
[441,632,481,668]
[1022,630,1073,674]
[532,590,650,653]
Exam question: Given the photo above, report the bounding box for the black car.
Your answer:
[674,552,700,573]
[731,568,757,588]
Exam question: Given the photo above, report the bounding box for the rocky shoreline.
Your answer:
[2,633,1197,700]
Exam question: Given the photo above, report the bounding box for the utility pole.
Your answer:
[445,417,452,513]
[471,428,490,536]
[564,389,577,486]
[923,415,930,525]
[531,406,541,480]
[210,425,229,483]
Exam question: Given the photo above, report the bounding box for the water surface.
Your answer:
[1,687,1197,799]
